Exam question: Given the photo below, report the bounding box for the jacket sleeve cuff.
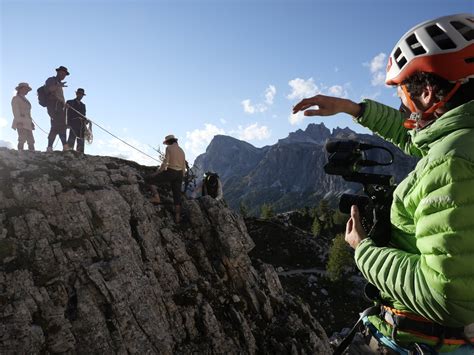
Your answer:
[353,99,375,125]
[354,237,375,260]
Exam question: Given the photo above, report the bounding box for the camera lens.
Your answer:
[339,194,371,214]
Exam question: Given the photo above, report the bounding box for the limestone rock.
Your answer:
[0,148,331,354]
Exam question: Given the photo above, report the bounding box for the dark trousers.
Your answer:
[67,123,85,152]
[147,169,183,205]
[47,102,67,147]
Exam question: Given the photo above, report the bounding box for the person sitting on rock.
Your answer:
[201,172,223,200]
[146,134,186,223]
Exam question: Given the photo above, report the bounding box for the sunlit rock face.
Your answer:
[0,148,331,354]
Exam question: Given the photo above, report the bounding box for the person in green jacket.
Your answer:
[293,13,474,353]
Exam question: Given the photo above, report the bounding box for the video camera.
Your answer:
[324,140,396,246]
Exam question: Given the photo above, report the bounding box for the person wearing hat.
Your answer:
[45,66,70,152]
[66,88,90,153]
[11,82,35,151]
[146,134,187,223]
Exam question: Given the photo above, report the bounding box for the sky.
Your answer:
[1,0,472,166]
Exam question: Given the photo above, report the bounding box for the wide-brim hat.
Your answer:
[15,82,32,91]
[76,88,86,96]
[163,134,177,144]
[56,66,70,75]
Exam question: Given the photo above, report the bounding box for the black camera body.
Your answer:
[324,140,396,246]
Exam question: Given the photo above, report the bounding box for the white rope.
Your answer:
[67,105,161,163]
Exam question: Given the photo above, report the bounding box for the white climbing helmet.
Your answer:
[386,13,474,85]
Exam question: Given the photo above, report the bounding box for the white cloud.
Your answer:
[265,85,276,105]
[369,53,386,73]
[95,136,159,166]
[233,123,270,141]
[185,123,225,157]
[328,85,346,97]
[287,78,318,100]
[360,92,381,101]
[219,118,227,124]
[242,84,276,114]
[242,99,256,114]
[0,117,8,129]
[0,117,13,148]
[288,111,306,125]
[364,53,388,87]
[0,140,13,148]
[371,71,386,86]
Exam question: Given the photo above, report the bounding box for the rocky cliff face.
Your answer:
[193,123,418,214]
[0,148,331,354]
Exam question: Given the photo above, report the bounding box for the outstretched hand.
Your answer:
[345,205,368,249]
[292,94,361,117]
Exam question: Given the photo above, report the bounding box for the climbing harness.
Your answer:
[334,284,474,354]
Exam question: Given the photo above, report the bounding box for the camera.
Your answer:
[324,139,396,246]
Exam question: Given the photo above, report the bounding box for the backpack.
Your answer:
[202,172,220,198]
[37,85,48,107]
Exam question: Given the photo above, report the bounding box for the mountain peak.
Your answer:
[278,123,331,145]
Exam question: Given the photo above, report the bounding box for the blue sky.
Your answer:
[1,0,472,165]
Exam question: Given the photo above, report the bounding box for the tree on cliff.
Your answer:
[326,233,353,282]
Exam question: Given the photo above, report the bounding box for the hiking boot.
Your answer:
[63,144,71,151]
[46,147,53,152]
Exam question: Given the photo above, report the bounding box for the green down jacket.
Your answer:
[353,100,474,338]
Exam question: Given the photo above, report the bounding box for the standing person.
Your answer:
[11,82,35,151]
[146,135,186,223]
[66,88,89,153]
[45,65,70,152]
[293,14,474,353]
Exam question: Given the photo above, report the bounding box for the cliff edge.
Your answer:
[0,148,330,354]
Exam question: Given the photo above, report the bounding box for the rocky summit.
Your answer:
[193,123,418,214]
[0,148,331,354]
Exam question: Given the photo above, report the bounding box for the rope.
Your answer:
[31,117,61,149]
[66,105,161,163]
[31,118,49,135]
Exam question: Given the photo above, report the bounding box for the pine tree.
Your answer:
[326,234,353,282]
[311,215,321,237]
[319,199,334,230]
[333,210,349,226]
[239,201,250,218]
[260,203,275,219]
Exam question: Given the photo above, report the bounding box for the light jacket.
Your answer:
[11,95,34,130]
[354,99,474,328]
[159,143,186,175]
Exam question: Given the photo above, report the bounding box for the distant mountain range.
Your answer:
[192,123,418,215]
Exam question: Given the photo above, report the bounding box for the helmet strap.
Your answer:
[401,81,462,130]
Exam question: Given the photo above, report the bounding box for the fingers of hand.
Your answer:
[351,205,359,218]
[345,217,353,236]
[304,109,321,116]
[292,96,320,114]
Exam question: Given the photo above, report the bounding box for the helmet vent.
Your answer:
[406,33,427,56]
[426,24,457,50]
[451,21,474,41]
[394,47,407,69]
